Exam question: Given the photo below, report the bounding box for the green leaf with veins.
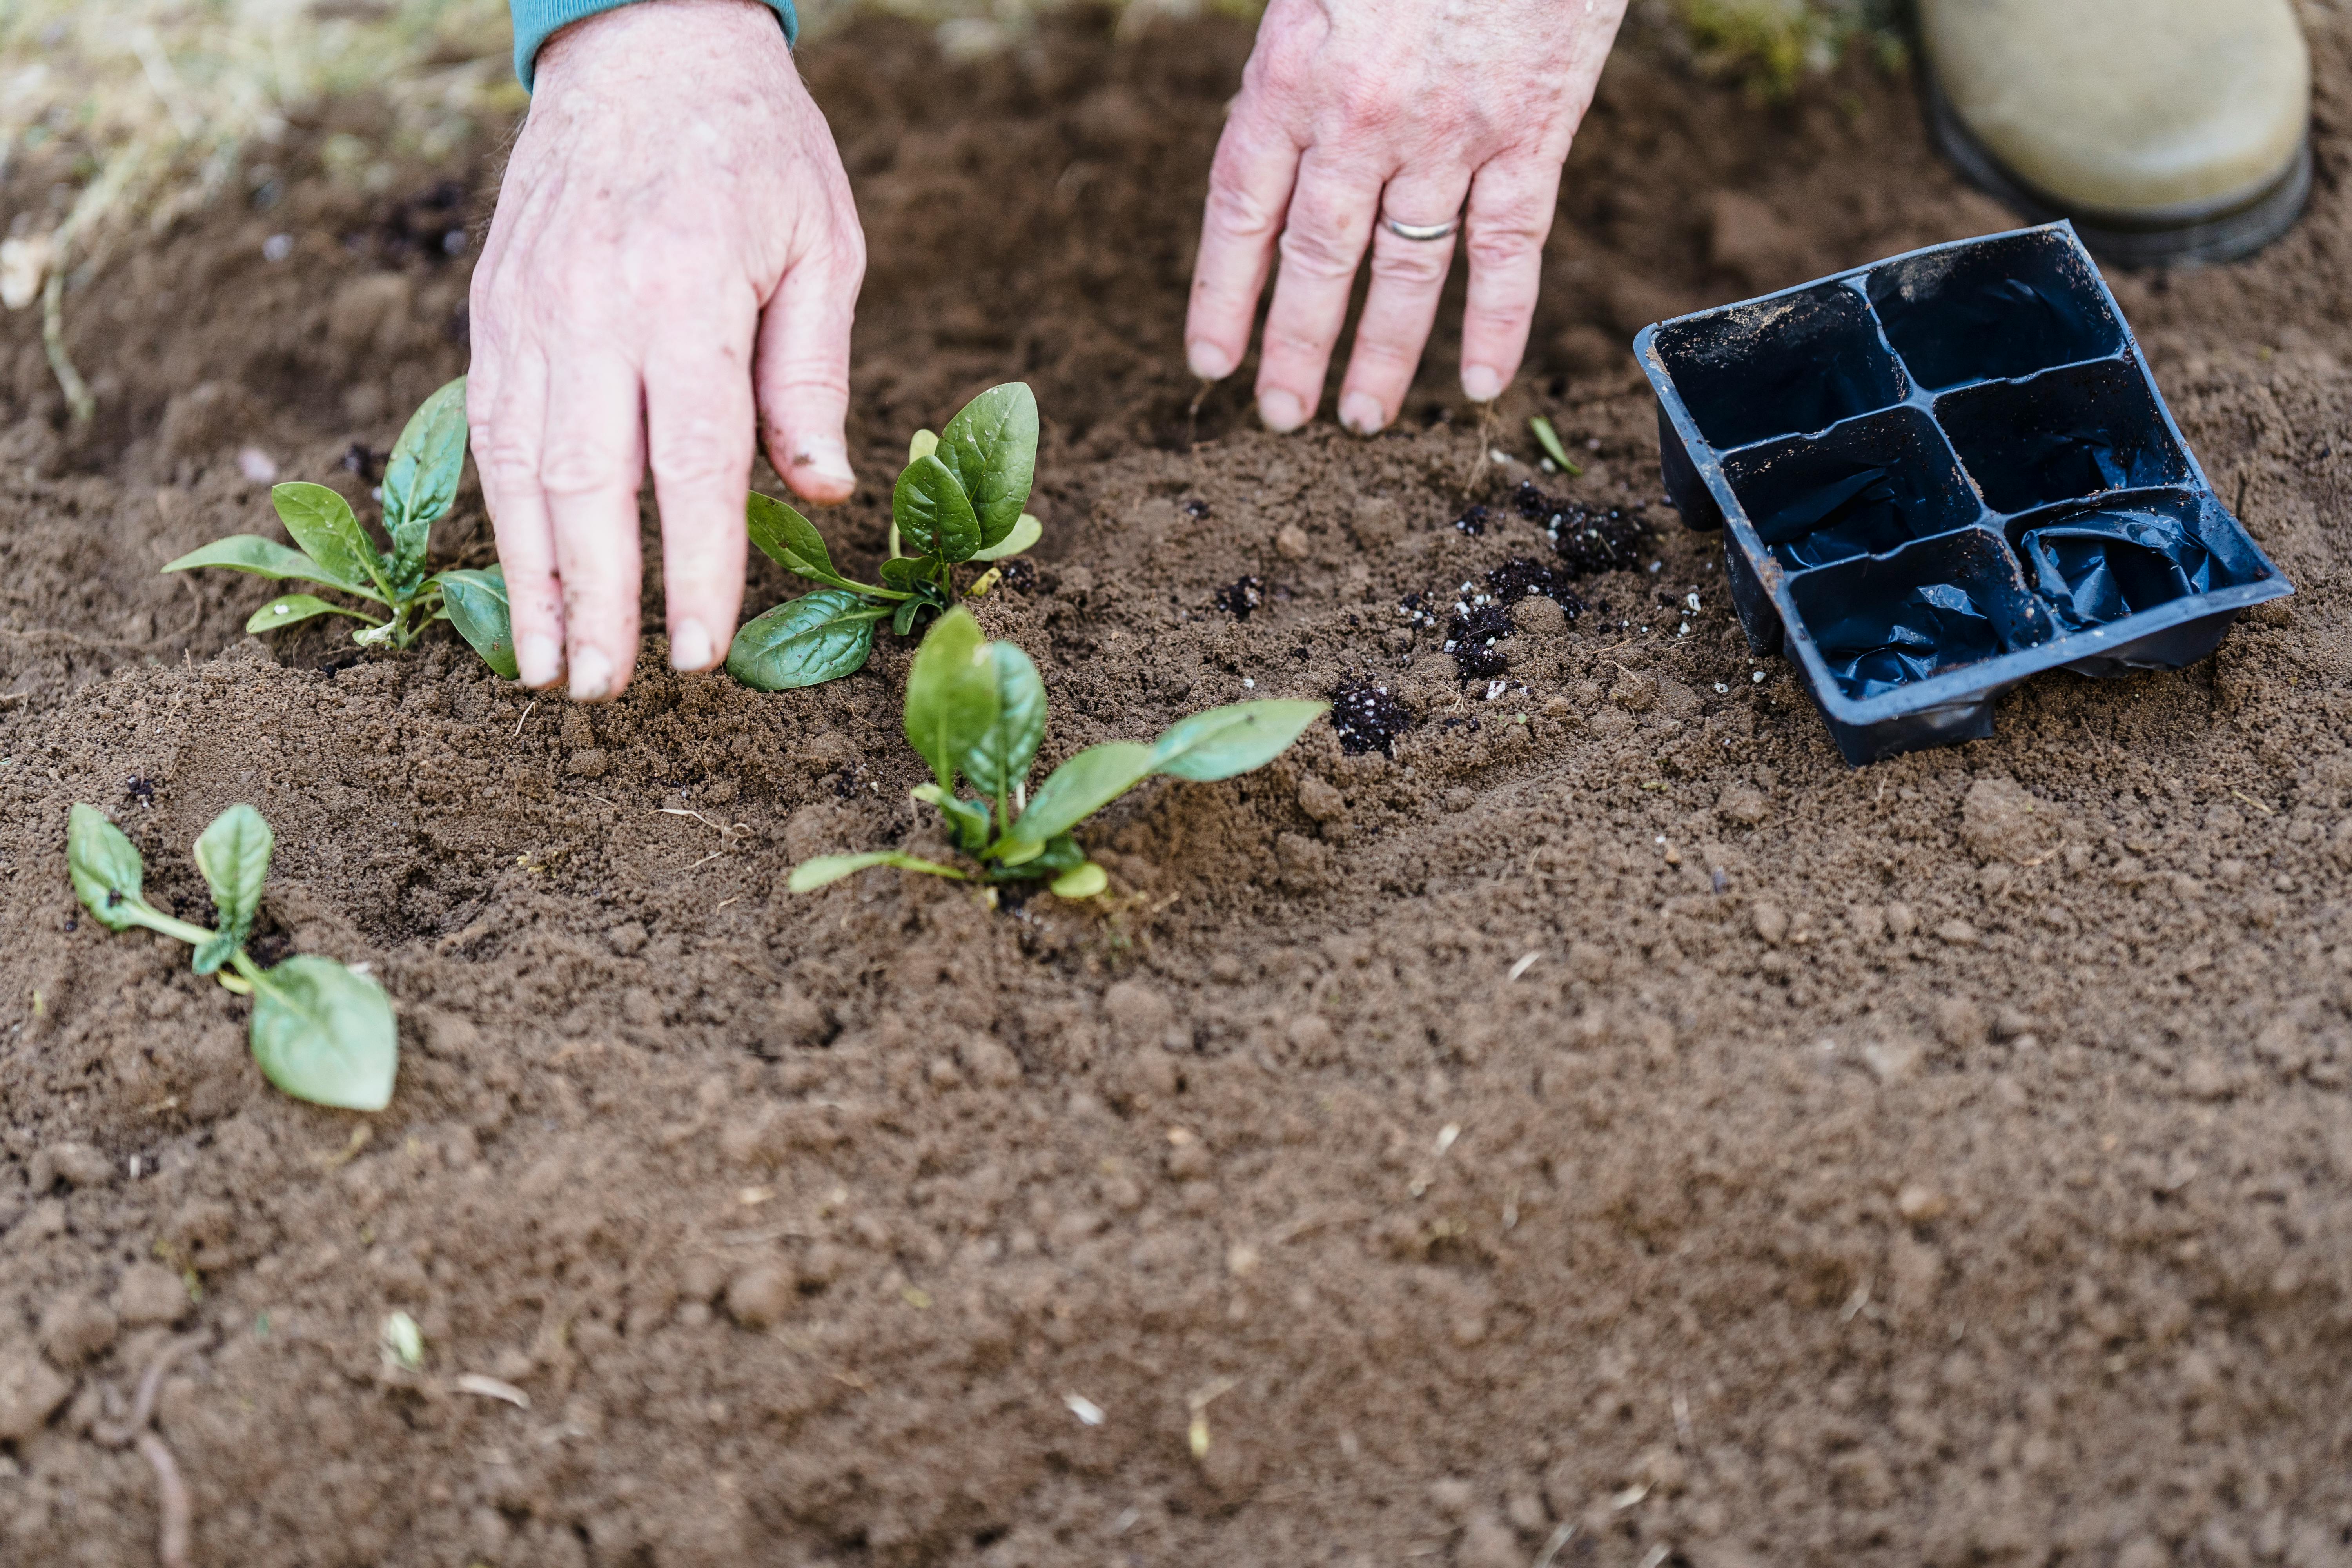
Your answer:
[435,566,520,679]
[67,803,148,932]
[726,589,887,691]
[747,491,867,593]
[893,454,982,564]
[273,483,385,598]
[901,608,997,790]
[163,536,383,600]
[245,594,372,635]
[382,376,468,582]
[912,784,991,855]
[969,512,1041,563]
[880,556,928,594]
[891,597,922,638]
[788,849,967,892]
[962,641,1046,802]
[936,383,1037,549]
[247,955,398,1111]
[191,804,273,976]
[1148,699,1330,781]
[998,741,1153,854]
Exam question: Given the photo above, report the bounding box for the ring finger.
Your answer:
[1253,150,1383,433]
[1337,168,1471,436]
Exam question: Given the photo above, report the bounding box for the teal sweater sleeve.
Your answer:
[510,0,797,88]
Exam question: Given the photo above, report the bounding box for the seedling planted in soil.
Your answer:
[730,383,1045,690]
[790,608,1326,897]
[163,377,518,677]
[67,803,398,1111]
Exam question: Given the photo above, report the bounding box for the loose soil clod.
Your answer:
[1329,675,1417,755]
[1213,575,1265,620]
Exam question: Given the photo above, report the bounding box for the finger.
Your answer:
[469,347,567,689]
[540,350,647,702]
[1459,154,1564,404]
[1185,112,1299,384]
[1254,153,1382,432]
[755,221,863,508]
[1336,171,1471,436]
[645,294,759,672]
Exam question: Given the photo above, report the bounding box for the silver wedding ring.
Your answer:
[1383,213,1460,243]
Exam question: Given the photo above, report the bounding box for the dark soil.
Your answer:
[7,10,2352,1567]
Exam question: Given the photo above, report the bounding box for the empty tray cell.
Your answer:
[1722,405,1981,570]
[1650,281,1907,451]
[1868,228,2122,390]
[1791,531,2046,701]
[1935,358,2189,514]
[2008,488,2270,633]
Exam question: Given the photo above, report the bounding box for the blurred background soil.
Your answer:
[4,5,2352,1566]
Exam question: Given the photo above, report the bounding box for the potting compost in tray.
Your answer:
[1636,222,2293,764]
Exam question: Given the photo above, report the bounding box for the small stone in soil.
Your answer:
[1330,676,1414,756]
[1182,497,1212,519]
[1213,576,1264,621]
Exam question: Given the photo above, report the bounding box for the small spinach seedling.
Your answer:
[67,802,398,1111]
[1530,415,1583,477]
[728,382,1045,691]
[789,608,1327,897]
[163,377,519,677]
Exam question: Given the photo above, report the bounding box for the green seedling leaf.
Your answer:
[382,376,468,577]
[163,535,383,600]
[247,955,398,1111]
[747,491,865,593]
[893,453,982,564]
[726,589,887,691]
[1530,415,1583,477]
[274,483,387,597]
[1148,699,1330,781]
[909,430,939,462]
[381,1310,425,1372]
[891,597,922,637]
[191,804,273,976]
[435,566,519,679]
[245,594,371,635]
[902,608,998,790]
[880,556,928,593]
[936,383,1038,549]
[969,512,1042,563]
[1050,861,1108,899]
[999,741,1153,854]
[788,850,967,892]
[67,803,147,932]
[963,641,1046,801]
[912,784,991,855]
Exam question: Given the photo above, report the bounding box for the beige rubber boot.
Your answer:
[1919,0,2310,265]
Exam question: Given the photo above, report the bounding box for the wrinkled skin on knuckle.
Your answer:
[1368,239,1450,289]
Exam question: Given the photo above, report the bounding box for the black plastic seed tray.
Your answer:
[1634,222,2292,764]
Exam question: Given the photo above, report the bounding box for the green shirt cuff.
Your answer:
[511,0,797,89]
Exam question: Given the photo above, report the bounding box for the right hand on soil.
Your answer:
[1185,0,1628,436]
[467,0,865,700]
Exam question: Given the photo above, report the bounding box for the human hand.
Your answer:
[467,0,865,700]
[1184,0,1627,436]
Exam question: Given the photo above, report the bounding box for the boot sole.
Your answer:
[1926,76,2310,268]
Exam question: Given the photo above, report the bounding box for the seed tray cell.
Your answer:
[1635,222,2292,764]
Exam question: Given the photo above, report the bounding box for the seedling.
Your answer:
[789,608,1326,897]
[1530,415,1583,477]
[67,802,398,1111]
[163,377,518,677]
[729,383,1045,691]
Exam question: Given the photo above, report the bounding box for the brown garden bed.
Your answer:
[4,12,2351,1565]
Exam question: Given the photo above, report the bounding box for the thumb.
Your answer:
[755,231,864,506]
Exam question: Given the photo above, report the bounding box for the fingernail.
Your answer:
[669,618,713,671]
[1338,392,1385,436]
[518,633,563,688]
[1187,341,1234,381]
[792,435,854,487]
[1462,364,1505,403]
[569,645,614,702]
[1258,388,1306,433]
